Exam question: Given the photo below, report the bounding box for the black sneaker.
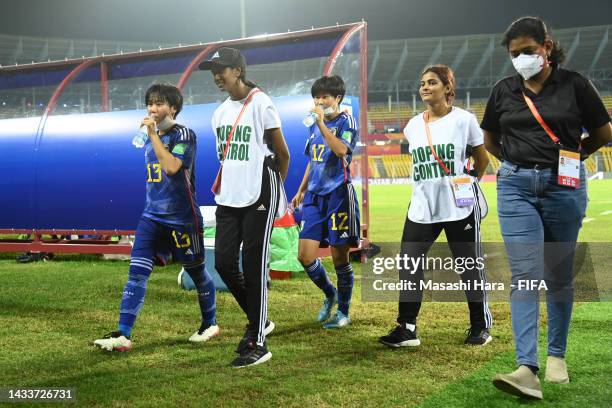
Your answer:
[235,334,251,354]
[231,341,272,368]
[236,320,275,354]
[247,320,275,336]
[379,324,421,348]
[264,320,275,336]
[464,327,492,345]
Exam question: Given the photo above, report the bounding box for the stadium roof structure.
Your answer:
[0,24,610,101]
[367,24,612,100]
[0,23,364,116]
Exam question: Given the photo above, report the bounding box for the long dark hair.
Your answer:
[238,68,258,90]
[501,16,565,67]
[231,52,259,90]
[421,65,456,104]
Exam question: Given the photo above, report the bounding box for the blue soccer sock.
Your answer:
[335,263,354,316]
[184,260,217,327]
[118,257,154,337]
[303,258,337,300]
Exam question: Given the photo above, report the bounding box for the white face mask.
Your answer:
[322,105,336,116]
[156,115,176,131]
[511,53,545,80]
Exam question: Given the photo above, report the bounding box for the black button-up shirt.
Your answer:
[481,67,611,166]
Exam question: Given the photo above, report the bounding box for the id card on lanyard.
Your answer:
[451,176,475,206]
[522,93,580,188]
[423,111,475,207]
[558,150,580,188]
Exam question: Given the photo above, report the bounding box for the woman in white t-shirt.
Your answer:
[199,47,290,368]
[378,65,493,349]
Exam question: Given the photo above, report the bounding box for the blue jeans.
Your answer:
[497,161,587,368]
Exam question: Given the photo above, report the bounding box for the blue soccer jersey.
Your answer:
[141,124,202,233]
[305,112,358,195]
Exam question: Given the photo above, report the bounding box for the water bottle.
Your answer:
[132,125,149,148]
[302,112,318,128]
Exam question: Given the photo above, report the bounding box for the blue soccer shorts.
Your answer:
[131,216,204,264]
[299,183,360,248]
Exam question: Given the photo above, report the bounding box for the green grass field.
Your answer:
[366,179,612,242]
[0,180,611,407]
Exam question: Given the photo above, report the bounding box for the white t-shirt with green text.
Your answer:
[403,107,483,224]
[211,89,281,207]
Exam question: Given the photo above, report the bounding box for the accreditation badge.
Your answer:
[557,149,580,188]
[449,176,475,207]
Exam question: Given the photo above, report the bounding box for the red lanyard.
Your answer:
[522,92,561,145]
[423,111,451,175]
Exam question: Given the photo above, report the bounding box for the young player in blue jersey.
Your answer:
[291,75,360,329]
[94,83,218,352]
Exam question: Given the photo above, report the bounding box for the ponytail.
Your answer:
[241,77,259,90]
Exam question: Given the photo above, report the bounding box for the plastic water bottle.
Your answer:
[132,125,149,148]
[302,112,318,128]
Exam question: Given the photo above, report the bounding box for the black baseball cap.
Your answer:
[198,47,246,70]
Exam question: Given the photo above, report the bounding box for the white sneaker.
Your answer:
[189,324,220,343]
[545,356,569,384]
[493,365,543,399]
[94,331,132,352]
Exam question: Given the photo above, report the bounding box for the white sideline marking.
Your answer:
[600,210,612,216]
[583,218,595,223]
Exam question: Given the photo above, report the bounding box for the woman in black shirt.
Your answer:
[481,17,611,400]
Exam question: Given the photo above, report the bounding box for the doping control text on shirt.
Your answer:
[211,91,281,207]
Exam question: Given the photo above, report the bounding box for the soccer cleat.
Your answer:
[231,341,272,368]
[189,324,220,343]
[493,365,543,400]
[94,331,132,352]
[322,310,351,329]
[464,327,493,345]
[544,356,569,384]
[316,294,337,322]
[379,324,421,347]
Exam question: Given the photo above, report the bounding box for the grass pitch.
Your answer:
[0,180,610,407]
